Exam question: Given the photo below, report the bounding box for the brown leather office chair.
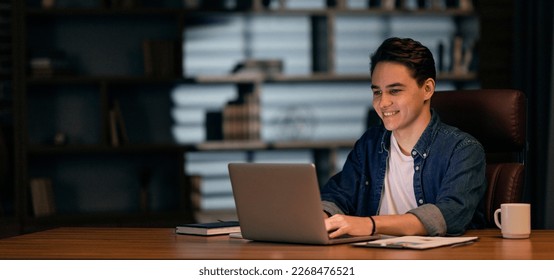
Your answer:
[432,89,527,228]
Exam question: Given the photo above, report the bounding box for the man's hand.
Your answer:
[324,214,373,238]
[324,213,428,237]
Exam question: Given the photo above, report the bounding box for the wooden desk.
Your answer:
[0,227,553,260]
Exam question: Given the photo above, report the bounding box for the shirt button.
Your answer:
[423,153,427,158]
[415,166,420,171]
[365,181,369,186]
[418,199,424,204]
[411,151,417,156]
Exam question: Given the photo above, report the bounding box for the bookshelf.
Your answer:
[0,0,15,237]
[6,0,480,233]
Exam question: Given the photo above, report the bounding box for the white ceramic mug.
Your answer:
[494,203,531,239]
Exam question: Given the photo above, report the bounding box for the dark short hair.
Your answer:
[370,37,436,87]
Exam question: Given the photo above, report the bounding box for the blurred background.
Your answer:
[0,0,552,237]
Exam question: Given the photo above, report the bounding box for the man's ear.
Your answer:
[423,78,435,101]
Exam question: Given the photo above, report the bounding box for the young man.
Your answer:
[321,37,486,237]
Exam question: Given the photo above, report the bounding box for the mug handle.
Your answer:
[494,208,502,229]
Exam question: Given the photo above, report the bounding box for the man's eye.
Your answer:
[390,89,401,94]
[372,90,382,95]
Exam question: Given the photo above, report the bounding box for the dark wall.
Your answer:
[479,0,554,228]
[513,0,554,229]
[477,0,515,89]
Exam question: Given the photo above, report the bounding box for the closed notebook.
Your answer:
[176,221,240,236]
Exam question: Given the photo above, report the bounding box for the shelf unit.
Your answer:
[6,0,480,234]
[0,0,16,238]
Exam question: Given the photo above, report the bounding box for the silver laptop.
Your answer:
[228,163,380,245]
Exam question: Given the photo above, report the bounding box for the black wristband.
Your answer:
[368,216,376,236]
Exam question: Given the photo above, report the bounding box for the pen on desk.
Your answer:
[450,240,475,248]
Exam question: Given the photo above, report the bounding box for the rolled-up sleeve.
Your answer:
[408,204,447,236]
[322,201,345,217]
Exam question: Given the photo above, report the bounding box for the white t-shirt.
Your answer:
[379,133,418,215]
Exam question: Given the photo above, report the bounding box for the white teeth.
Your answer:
[383,111,398,117]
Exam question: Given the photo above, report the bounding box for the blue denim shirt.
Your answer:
[321,110,487,236]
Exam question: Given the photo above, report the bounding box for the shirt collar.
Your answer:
[412,109,441,159]
[379,109,440,159]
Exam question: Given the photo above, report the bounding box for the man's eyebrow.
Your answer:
[385,83,406,88]
[371,83,406,89]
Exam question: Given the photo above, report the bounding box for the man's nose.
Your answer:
[379,94,392,108]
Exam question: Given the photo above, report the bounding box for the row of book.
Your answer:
[187,174,237,223]
[222,99,261,141]
[436,35,476,75]
[206,92,261,141]
[450,36,474,75]
[40,0,140,9]
[40,0,474,11]
[232,59,283,77]
[183,0,474,11]
[360,0,473,11]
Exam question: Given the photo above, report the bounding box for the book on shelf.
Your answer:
[380,0,396,10]
[232,59,283,77]
[29,50,73,78]
[108,99,129,147]
[451,36,474,75]
[222,103,240,140]
[29,177,56,218]
[222,91,260,141]
[205,111,224,141]
[458,0,473,11]
[109,109,119,147]
[175,221,240,236]
[187,174,236,213]
[187,174,202,212]
[367,0,472,11]
[139,167,151,213]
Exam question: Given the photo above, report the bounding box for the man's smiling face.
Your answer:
[371,61,433,136]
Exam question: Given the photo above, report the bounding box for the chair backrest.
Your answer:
[432,89,527,227]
